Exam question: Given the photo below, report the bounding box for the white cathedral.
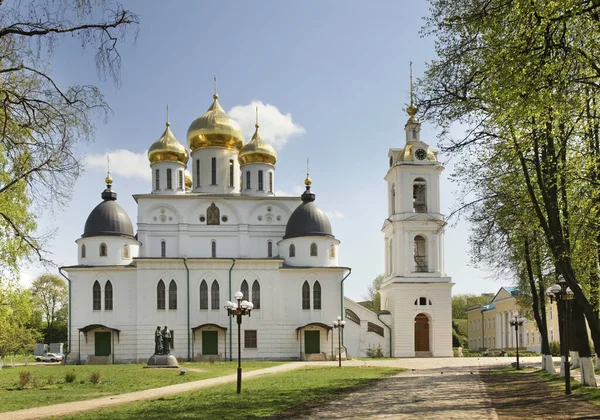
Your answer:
[63,86,453,363]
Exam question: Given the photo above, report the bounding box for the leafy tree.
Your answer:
[363,274,384,310]
[0,284,41,363]
[451,294,491,319]
[0,0,138,277]
[30,274,67,343]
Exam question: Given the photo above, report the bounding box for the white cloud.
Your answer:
[86,149,151,181]
[326,210,345,220]
[229,101,305,150]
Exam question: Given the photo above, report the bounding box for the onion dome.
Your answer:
[238,122,277,166]
[184,170,192,189]
[187,93,244,152]
[284,177,333,239]
[148,121,189,165]
[82,175,134,239]
[396,144,438,162]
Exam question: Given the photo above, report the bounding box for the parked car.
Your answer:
[35,353,63,362]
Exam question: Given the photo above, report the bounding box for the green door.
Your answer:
[95,332,111,356]
[202,331,218,355]
[304,330,320,354]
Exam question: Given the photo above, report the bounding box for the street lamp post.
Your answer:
[332,316,346,367]
[546,278,574,395]
[509,316,525,369]
[224,291,253,394]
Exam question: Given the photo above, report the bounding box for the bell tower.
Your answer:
[379,63,454,357]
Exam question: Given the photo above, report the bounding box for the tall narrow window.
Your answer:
[414,235,427,272]
[329,245,335,259]
[246,171,251,189]
[413,178,427,213]
[252,280,261,309]
[302,281,310,309]
[196,159,200,187]
[211,280,220,310]
[99,243,107,257]
[81,244,86,258]
[123,244,130,259]
[244,330,257,348]
[269,172,273,193]
[168,280,177,310]
[313,281,321,310]
[155,169,160,190]
[289,244,295,257]
[157,280,166,310]
[241,280,249,300]
[167,168,172,189]
[161,240,166,257]
[105,280,113,310]
[199,280,208,309]
[229,160,234,187]
[211,240,216,258]
[389,240,393,273]
[211,157,216,185]
[267,241,273,257]
[310,243,318,257]
[391,184,396,214]
[178,170,183,190]
[258,170,264,191]
[93,281,101,310]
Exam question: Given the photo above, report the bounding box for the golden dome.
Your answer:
[187,94,245,152]
[184,170,192,189]
[396,144,437,163]
[238,124,277,166]
[148,122,189,165]
[105,172,113,186]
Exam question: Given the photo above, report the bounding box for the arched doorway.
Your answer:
[414,313,430,351]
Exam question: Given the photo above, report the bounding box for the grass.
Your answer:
[65,366,401,419]
[0,361,281,412]
[532,369,600,407]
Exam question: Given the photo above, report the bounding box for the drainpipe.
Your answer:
[228,258,236,361]
[340,268,351,348]
[377,313,393,357]
[58,268,71,364]
[182,258,190,361]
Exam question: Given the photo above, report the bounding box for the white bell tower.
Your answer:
[379,64,454,357]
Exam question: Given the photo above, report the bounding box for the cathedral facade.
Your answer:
[63,87,453,363]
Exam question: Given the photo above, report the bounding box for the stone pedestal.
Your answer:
[147,354,179,368]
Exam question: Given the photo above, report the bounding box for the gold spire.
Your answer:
[407,61,419,122]
[148,109,190,165]
[213,75,218,100]
[238,106,277,166]
[105,155,113,186]
[304,158,311,186]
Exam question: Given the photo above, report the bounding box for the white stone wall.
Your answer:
[343,298,390,358]
[278,237,340,267]
[240,163,275,196]
[150,161,187,195]
[191,148,241,194]
[76,236,140,266]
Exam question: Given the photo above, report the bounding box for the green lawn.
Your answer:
[65,366,401,419]
[0,361,280,412]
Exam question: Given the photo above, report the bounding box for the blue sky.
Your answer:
[20,0,506,300]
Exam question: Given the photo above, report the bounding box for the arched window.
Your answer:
[93,281,101,310]
[241,280,249,300]
[310,243,318,257]
[105,280,113,310]
[246,171,251,189]
[229,159,234,187]
[389,155,393,167]
[414,235,427,272]
[302,281,310,310]
[252,280,261,309]
[169,280,177,310]
[329,245,335,259]
[211,157,217,185]
[178,170,183,190]
[313,281,321,310]
[161,240,166,257]
[200,280,208,309]
[413,178,427,213]
[267,241,273,258]
[81,244,86,258]
[269,172,273,193]
[389,240,393,274]
[196,159,200,187]
[211,240,217,258]
[211,280,220,310]
[123,244,130,259]
[414,297,431,306]
[258,170,264,191]
[157,280,166,310]
[99,243,107,257]
[156,168,160,190]
[391,184,396,214]
[345,308,360,324]
[207,203,220,225]
[289,244,295,258]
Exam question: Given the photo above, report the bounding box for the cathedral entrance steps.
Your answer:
[415,351,432,358]
[305,353,328,361]
[86,356,111,365]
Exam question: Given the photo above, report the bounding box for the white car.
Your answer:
[35,353,63,362]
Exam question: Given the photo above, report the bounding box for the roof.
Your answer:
[82,185,134,239]
[491,286,520,303]
[284,185,333,239]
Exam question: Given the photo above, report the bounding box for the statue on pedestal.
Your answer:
[162,326,172,355]
[154,326,163,355]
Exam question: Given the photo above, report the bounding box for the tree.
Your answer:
[30,274,67,343]
[363,274,384,310]
[451,294,491,320]
[0,0,138,277]
[0,284,41,363]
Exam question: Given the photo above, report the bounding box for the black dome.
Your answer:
[82,185,134,238]
[284,186,333,239]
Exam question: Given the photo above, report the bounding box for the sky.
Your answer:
[18,0,508,300]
